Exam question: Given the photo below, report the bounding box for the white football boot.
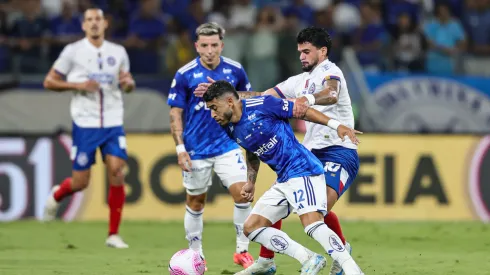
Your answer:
[42,185,60,221]
[330,242,352,275]
[300,253,327,275]
[106,234,129,249]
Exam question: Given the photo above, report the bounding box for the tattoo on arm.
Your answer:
[238,91,263,99]
[170,108,184,145]
[246,150,261,184]
[315,79,340,105]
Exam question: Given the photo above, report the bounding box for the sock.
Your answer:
[248,227,311,265]
[305,221,362,274]
[185,206,204,256]
[324,211,346,245]
[108,185,125,236]
[53,177,73,202]
[259,219,282,259]
[234,202,252,253]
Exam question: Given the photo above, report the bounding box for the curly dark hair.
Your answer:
[203,80,239,102]
[296,26,332,57]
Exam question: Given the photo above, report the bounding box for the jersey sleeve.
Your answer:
[260,96,294,120]
[167,72,189,109]
[320,68,342,90]
[273,76,297,99]
[236,66,252,92]
[120,47,130,72]
[52,44,74,76]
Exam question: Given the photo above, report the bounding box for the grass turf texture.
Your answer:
[0,221,488,275]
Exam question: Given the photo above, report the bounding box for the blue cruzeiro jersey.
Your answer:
[167,57,252,160]
[223,96,324,183]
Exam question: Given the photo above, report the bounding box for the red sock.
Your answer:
[324,211,346,245]
[259,219,283,259]
[53,177,73,202]
[108,185,125,236]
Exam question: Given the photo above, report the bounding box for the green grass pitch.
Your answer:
[0,221,489,274]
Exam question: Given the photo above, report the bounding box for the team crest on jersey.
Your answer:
[107,56,116,66]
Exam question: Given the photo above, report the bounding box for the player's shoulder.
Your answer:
[104,40,127,54]
[63,39,85,53]
[176,58,199,75]
[221,56,243,70]
[244,95,280,108]
[318,60,343,76]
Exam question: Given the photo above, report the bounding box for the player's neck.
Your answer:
[87,37,105,48]
[310,57,328,72]
[230,101,243,123]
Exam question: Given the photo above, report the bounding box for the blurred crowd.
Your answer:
[1,0,490,90]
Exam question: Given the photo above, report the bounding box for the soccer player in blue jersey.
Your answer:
[203,80,365,275]
[167,22,254,269]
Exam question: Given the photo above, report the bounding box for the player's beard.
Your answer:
[301,60,318,72]
[223,109,233,124]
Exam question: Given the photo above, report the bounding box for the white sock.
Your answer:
[234,202,252,253]
[184,206,204,257]
[305,221,363,274]
[248,227,311,264]
[258,257,274,264]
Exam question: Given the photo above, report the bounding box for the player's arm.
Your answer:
[237,88,280,99]
[119,47,136,93]
[293,102,362,144]
[43,45,99,93]
[297,76,340,107]
[241,150,260,202]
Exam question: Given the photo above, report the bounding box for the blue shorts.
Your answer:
[311,146,359,197]
[71,122,128,171]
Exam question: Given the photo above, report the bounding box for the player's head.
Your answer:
[204,80,239,126]
[82,8,107,40]
[195,22,225,67]
[296,27,332,72]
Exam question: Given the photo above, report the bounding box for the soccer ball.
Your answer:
[168,249,206,275]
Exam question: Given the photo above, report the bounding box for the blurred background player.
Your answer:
[196,26,357,275]
[42,8,135,249]
[167,22,254,270]
[203,80,364,275]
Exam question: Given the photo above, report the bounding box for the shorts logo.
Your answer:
[76,152,88,167]
[107,56,116,66]
[270,235,289,251]
[329,235,345,252]
[325,162,341,173]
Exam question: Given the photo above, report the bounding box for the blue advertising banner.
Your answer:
[361,73,490,133]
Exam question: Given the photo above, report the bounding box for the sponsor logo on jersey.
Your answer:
[223,68,232,74]
[254,135,278,156]
[193,72,203,78]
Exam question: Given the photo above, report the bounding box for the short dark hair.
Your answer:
[296,27,332,57]
[203,80,239,102]
[196,22,225,41]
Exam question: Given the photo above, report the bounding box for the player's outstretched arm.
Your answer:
[293,102,362,145]
[242,150,261,202]
[193,76,281,99]
[170,107,192,172]
[296,78,340,107]
[43,68,99,92]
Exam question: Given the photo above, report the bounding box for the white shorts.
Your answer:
[183,149,247,195]
[251,174,327,224]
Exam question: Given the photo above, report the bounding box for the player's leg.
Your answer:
[321,150,360,275]
[100,126,129,248]
[241,186,319,272]
[43,124,96,221]
[214,149,253,268]
[182,158,213,260]
[293,175,363,275]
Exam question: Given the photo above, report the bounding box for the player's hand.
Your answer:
[78,80,100,93]
[193,76,216,97]
[241,182,255,202]
[337,125,362,145]
[289,97,309,118]
[119,71,135,93]
[177,152,192,172]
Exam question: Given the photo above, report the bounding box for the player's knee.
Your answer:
[72,177,90,191]
[186,193,206,212]
[108,166,124,181]
[326,187,339,211]
[243,215,267,237]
